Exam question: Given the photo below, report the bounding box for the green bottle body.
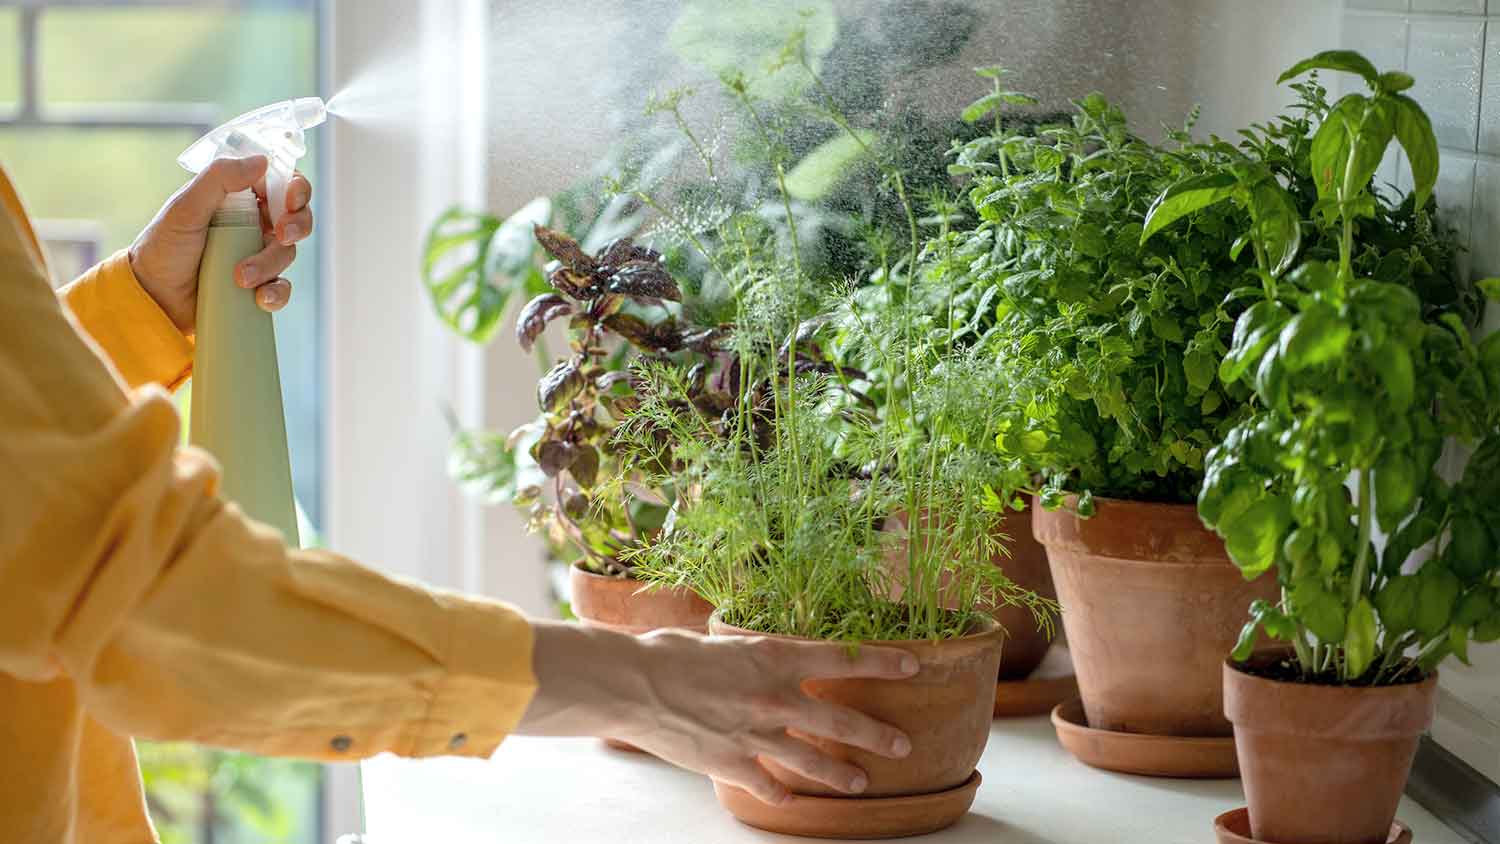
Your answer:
[188,203,300,546]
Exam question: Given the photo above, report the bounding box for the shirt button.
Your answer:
[330,735,353,753]
[448,733,468,751]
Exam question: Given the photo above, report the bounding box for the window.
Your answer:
[0,1,324,841]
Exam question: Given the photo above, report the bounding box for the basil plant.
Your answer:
[1149,51,1500,683]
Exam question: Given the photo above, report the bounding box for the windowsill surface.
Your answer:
[361,716,1469,843]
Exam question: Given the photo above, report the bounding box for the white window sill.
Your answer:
[359,717,1468,843]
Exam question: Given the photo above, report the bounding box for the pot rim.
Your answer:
[1223,655,1439,738]
[570,560,638,581]
[1224,653,1438,691]
[1031,493,1231,564]
[708,607,1003,647]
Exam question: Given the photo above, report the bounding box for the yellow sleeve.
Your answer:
[0,199,536,761]
[59,250,195,392]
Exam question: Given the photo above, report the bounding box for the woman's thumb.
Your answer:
[173,155,269,223]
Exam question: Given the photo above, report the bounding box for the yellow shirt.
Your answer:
[0,167,536,843]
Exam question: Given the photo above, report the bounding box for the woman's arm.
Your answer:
[0,170,535,763]
[60,253,195,391]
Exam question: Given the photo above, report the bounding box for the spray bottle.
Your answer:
[179,97,327,546]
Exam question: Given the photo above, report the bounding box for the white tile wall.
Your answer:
[1414,0,1487,13]
[1343,0,1499,786]
[1408,17,1485,149]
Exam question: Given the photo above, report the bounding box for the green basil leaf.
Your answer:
[1310,95,1363,201]
[1225,497,1292,578]
[1278,303,1351,372]
[1376,575,1420,636]
[1416,566,1462,639]
[1371,341,1415,412]
[1393,94,1439,209]
[1221,301,1291,385]
[1279,50,1381,88]
[1345,597,1379,678]
[1454,587,1495,627]
[1446,514,1495,582]
[1141,172,1238,245]
[1231,618,1261,661]
[1375,453,1419,533]
[1284,527,1317,577]
[1318,533,1343,577]
[1378,70,1415,94]
[1449,624,1472,665]
[1250,179,1303,277]
[1294,579,1348,643]
[1287,259,1339,293]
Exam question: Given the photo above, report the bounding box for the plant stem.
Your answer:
[1350,468,1373,608]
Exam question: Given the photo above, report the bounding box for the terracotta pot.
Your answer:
[882,505,1056,681]
[568,563,713,635]
[709,612,1002,799]
[990,504,1057,680]
[1224,655,1438,844]
[1033,496,1278,737]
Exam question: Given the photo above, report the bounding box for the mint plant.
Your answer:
[1168,51,1500,682]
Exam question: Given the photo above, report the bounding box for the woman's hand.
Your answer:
[129,155,315,332]
[517,621,917,805]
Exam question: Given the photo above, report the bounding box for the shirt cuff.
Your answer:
[60,250,194,391]
[405,591,538,759]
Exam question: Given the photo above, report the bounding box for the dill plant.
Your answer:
[608,36,1054,642]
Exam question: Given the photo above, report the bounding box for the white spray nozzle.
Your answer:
[179,97,328,225]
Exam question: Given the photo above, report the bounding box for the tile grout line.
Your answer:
[1470,18,1486,252]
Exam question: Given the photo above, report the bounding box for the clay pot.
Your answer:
[568,563,713,635]
[882,505,1056,681]
[709,612,1002,799]
[1224,655,1438,844]
[1033,496,1278,737]
[991,504,1057,680]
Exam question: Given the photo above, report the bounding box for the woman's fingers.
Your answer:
[718,758,790,806]
[285,172,312,212]
[790,641,919,681]
[277,205,314,246]
[236,243,297,289]
[784,699,911,759]
[255,279,293,312]
[753,734,868,795]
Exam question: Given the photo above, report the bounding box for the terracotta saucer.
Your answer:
[713,771,981,840]
[994,672,1079,718]
[1214,808,1412,844]
[1050,698,1239,778]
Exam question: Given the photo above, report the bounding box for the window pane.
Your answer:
[0,9,17,109]
[0,127,200,252]
[39,6,317,120]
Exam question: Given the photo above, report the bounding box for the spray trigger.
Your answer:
[179,97,327,226]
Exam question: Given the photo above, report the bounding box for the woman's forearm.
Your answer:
[515,620,655,738]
